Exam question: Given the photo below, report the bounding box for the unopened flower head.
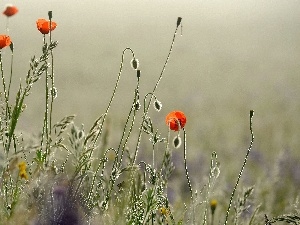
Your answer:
[173,135,182,148]
[153,99,162,112]
[131,58,139,70]
[50,87,58,99]
[134,100,141,111]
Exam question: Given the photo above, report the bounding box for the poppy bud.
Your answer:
[250,110,254,130]
[134,100,141,111]
[9,42,14,52]
[50,87,57,99]
[130,58,139,70]
[250,110,254,118]
[48,11,52,20]
[176,17,182,27]
[173,135,181,148]
[153,99,162,112]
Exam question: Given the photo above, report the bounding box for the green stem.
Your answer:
[0,51,9,118]
[118,77,140,166]
[133,17,182,164]
[224,110,254,225]
[7,44,14,104]
[0,50,11,154]
[40,35,49,165]
[49,13,55,139]
[183,128,195,225]
[203,152,218,225]
[92,48,135,148]
[5,17,9,34]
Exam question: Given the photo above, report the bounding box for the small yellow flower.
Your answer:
[18,161,27,171]
[210,199,217,214]
[19,170,28,180]
[159,207,168,216]
[18,161,28,180]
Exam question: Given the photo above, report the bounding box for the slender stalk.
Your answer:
[211,213,215,225]
[152,144,155,168]
[224,110,254,225]
[104,82,139,203]
[49,12,55,138]
[133,17,182,164]
[92,47,135,148]
[7,43,14,105]
[183,128,195,225]
[116,74,140,168]
[203,152,218,225]
[0,51,9,116]
[40,35,50,164]
[0,50,10,154]
[159,126,171,176]
[75,48,135,201]
[183,128,192,197]
[5,17,9,34]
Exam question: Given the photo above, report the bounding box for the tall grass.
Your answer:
[0,10,299,225]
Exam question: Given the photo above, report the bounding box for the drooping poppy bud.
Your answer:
[173,135,182,148]
[130,58,139,70]
[153,99,162,112]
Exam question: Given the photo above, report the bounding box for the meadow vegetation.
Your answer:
[0,6,299,225]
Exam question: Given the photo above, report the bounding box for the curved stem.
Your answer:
[133,18,182,164]
[142,92,157,113]
[92,47,135,148]
[224,110,254,225]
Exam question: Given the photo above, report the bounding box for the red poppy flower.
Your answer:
[0,35,11,49]
[3,5,18,17]
[36,19,57,34]
[165,111,186,131]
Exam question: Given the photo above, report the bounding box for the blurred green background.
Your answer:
[1,0,300,190]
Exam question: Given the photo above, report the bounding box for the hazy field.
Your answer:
[1,0,300,199]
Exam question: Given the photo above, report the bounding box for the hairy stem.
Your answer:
[224,110,254,225]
